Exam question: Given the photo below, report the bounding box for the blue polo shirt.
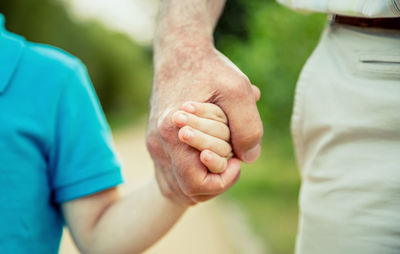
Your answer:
[0,15,123,253]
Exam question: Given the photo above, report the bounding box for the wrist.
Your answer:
[154,25,215,65]
[152,176,191,211]
[154,0,215,68]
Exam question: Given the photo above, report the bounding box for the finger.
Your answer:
[219,83,263,163]
[180,158,240,197]
[178,126,232,157]
[192,157,241,196]
[181,102,228,124]
[166,137,239,198]
[251,85,261,102]
[189,194,219,203]
[147,133,197,206]
[172,111,230,141]
[200,150,229,174]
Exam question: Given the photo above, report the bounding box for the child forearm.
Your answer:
[90,179,186,253]
[63,178,187,254]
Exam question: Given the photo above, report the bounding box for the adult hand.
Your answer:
[146,42,263,206]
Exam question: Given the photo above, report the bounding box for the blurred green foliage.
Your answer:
[1,0,326,253]
[0,0,152,126]
[216,0,326,137]
[228,140,300,254]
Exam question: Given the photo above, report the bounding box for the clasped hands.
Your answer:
[146,45,263,206]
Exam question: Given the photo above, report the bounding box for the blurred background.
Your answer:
[0,1,326,253]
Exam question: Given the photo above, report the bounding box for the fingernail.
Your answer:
[183,103,195,113]
[244,144,261,163]
[183,128,194,140]
[204,151,212,162]
[177,113,187,124]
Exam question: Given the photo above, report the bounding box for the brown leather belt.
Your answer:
[332,15,400,30]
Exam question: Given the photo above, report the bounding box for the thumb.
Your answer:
[219,83,263,163]
[251,85,261,101]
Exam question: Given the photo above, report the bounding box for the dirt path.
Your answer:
[59,122,266,254]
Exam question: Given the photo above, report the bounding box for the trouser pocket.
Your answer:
[357,52,400,76]
[291,57,314,170]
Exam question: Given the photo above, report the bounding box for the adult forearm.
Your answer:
[85,179,187,254]
[154,0,226,64]
[147,0,261,207]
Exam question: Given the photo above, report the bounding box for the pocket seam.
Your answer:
[357,52,400,74]
[291,62,313,169]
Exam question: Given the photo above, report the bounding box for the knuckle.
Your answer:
[191,114,202,127]
[219,159,228,172]
[252,125,264,141]
[224,76,251,96]
[220,146,231,158]
[239,122,263,145]
[225,144,233,156]
[146,134,159,153]
[157,116,176,142]
[146,133,167,161]
[225,129,231,141]
[208,103,227,123]
[226,139,233,150]
[214,111,227,124]
[240,130,262,147]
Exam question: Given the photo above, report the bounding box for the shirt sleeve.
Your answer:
[49,59,124,204]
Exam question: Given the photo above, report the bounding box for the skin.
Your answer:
[61,102,240,254]
[173,102,233,173]
[62,181,186,254]
[147,0,263,206]
[62,1,263,251]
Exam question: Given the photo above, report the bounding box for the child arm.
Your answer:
[62,179,187,254]
[61,102,236,254]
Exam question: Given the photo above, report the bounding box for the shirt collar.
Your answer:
[0,13,25,95]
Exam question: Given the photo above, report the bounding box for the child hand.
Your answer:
[172,101,233,174]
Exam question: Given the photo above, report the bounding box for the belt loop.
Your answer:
[329,14,337,25]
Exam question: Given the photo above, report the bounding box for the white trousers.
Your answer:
[292,22,400,254]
